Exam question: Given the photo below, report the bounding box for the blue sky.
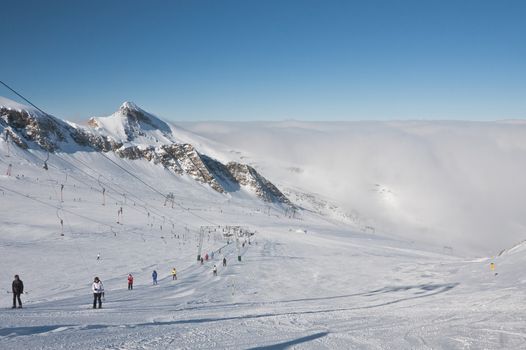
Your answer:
[1,0,525,121]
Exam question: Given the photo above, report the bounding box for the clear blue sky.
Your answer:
[1,0,525,121]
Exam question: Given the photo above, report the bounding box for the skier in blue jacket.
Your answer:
[152,270,158,285]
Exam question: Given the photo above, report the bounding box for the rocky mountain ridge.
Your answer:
[0,98,291,206]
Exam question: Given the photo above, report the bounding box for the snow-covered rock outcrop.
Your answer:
[225,162,292,205]
[0,97,291,205]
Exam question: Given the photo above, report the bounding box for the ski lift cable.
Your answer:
[78,152,211,222]
[41,169,68,239]
[43,166,61,204]
[0,184,119,229]
[73,154,154,209]
[0,176,182,248]
[16,138,211,232]
[61,212,91,274]
[98,152,220,226]
[0,154,10,165]
[56,153,171,211]
[50,152,183,226]
[50,145,213,229]
[0,182,141,267]
[1,80,220,227]
[0,80,48,115]
[32,150,181,228]
[0,182,163,242]
[8,153,91,273]
[21,151,94,193]
[41,166,87,268]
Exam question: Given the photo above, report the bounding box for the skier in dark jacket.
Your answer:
[152,270,158,285]
[222,257,227,267]
[12,275,24,308]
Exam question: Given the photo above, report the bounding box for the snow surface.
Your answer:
[1,100,526,348]
[0,133,525,349]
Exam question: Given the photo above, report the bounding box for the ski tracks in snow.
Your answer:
[1,229,525,349]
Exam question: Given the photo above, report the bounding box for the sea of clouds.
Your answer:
[180,120,526,256]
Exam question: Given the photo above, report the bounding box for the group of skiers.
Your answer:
[10,253,228,310]
[150,268,177,285]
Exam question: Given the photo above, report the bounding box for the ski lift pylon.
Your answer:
[43,151,49,170]
[56,209,64,236]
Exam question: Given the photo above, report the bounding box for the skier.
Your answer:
[205,253,209,261]
[11,275,24,309]
[152,270,158,285]
[171,268,177,280]
[213,265,217,276]
[210,251,214,260]
[92,277,104,309]
[200,257,204,265]
[127,274,134,290]
[222,257,227,267]
[490,262,498,276]
[97,253,100,261]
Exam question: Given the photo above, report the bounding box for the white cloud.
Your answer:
[180,120,526,255]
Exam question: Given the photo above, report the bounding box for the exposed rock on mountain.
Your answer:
[226,162,292,205]
[0,105,68,152]
[0,97,292,205]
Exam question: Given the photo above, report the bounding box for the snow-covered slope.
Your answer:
[0,149,525,348]
[1,97,526,349]
[0,97,291,205]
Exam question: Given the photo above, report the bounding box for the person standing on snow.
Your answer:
[12,275,24,309]
[127,274,134,290]
[213,265,217,276]
[92,277,104,309]
[222,257,227,267]
[171,268,177,280]
[152,270,158,285]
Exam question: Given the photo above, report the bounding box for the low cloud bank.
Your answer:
[182,120,526,255]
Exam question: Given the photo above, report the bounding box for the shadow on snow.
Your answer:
[0,283,458,339]
[247,332,329,350]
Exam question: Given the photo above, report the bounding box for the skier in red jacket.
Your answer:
[127,274,134,290]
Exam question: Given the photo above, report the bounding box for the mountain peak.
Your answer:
[114,102,171,135]
[119,101,141,113]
